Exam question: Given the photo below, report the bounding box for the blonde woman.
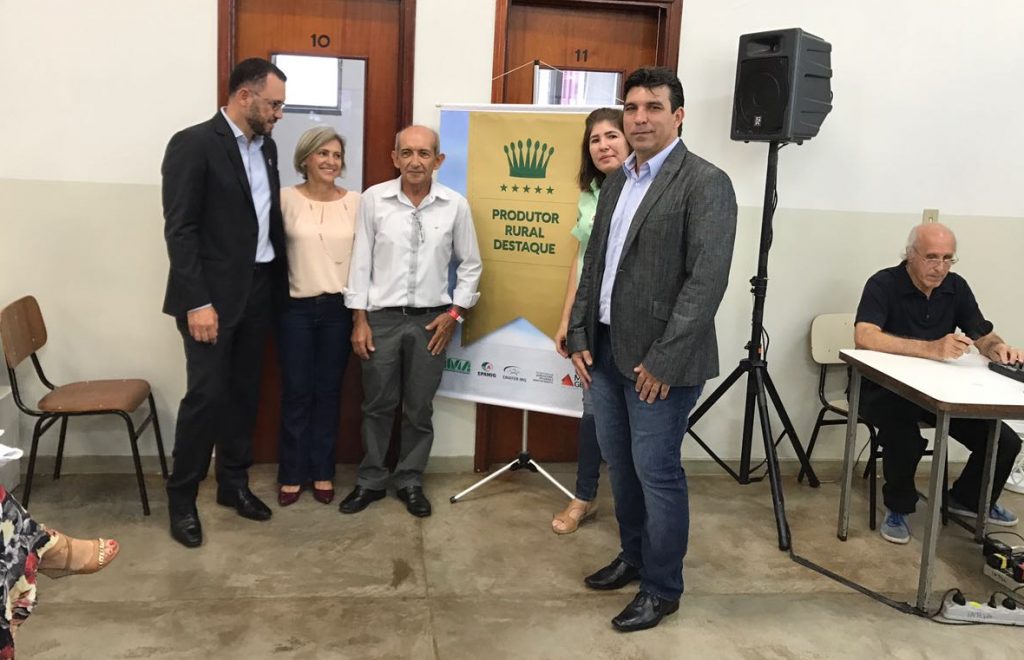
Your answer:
[277,126,360,506]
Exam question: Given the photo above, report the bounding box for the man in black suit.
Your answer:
[161,58,288,548]
[568,67,737,631]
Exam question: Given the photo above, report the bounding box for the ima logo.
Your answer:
[503,138,553,178]
[444,358,470,375]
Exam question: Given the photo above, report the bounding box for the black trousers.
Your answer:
[859,383,1022,515]
[166,267,272,515]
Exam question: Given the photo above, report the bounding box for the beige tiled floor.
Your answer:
[14,464,1024,659]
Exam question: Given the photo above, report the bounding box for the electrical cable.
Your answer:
[788,528,1023,625]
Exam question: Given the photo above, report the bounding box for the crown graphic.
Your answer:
[503,138,554,179]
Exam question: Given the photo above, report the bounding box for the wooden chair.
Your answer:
[0,295,167,514]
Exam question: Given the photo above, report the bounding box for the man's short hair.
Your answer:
[623,66,685,112]
[228,58,287,95]
[394,125,441,155]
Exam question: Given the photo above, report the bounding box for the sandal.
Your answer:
[551,499,598,535]
[39,531,119,579]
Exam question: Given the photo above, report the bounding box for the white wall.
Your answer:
[0,0,216,456]
[0,0,217,185]
[678,0,1024,217]
[2,0,1022,466]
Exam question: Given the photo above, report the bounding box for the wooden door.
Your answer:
[476,0,682,471]
[219,0,415,463]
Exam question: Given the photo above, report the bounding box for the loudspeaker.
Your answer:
[731,28,833,143]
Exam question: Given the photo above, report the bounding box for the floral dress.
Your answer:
[0,486,54,658]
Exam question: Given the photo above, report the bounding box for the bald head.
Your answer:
[905,222,957,260]
[904,222,958,296]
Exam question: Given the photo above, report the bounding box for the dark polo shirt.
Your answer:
[855,261,988,341]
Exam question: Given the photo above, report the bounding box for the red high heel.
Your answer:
[313,486,335,504]
[278,485,303,506]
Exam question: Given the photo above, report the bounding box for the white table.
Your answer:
[836,349,1024,611]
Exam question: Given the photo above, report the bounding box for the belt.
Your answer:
[378,305,448,316]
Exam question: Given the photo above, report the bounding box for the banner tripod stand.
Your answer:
[450,410,574,503]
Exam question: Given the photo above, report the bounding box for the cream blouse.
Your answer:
[281,186,360,298]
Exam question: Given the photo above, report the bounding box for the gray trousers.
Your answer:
[357,309,446,489]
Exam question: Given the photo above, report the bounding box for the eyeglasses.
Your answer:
[914,247,958,267]
[250,90,286,112]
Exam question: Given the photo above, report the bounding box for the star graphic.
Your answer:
[523,186,531,194]
[511,184,519,192]
[500,184,508,192]
[546,186,554,194]
[534,186,542,193]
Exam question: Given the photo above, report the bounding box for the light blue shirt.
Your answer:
[220,109,275,263]
[598,138,680,324]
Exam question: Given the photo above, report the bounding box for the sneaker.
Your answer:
[947,497,1019,527]
[880,510,911,544]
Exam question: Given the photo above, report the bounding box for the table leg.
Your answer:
[975,420,1001,543]
[917,411,950,612]
[837,368,861,541]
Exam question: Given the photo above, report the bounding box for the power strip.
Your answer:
[939,592,1024,626]
[984,564,1024,593]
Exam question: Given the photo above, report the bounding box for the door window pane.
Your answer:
[533,67,621,106]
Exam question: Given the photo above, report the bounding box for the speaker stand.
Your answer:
[449,410,574,503]
[685,141,820,551]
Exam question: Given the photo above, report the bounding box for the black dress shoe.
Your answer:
[584,558,641,590]
[396,486,432,517]
[339,486,386,514]
[216,487,273,521]
[611,591,679,632]
[169,511,203,548]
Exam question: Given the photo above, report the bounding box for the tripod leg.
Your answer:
[798,407,828,483]
[763,371,820,487]
[754,369,791,550]
[687,362,750,483]
[687,363,746,426]
[528,459,575,499]
[449,457,520,503]
[739,369,759,483]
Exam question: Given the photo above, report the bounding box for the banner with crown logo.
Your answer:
[461,111,582,344]
[435,105,596,417]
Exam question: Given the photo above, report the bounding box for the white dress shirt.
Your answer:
[599,138,680,324]
[220,109,275,263]
[345,177,482,311]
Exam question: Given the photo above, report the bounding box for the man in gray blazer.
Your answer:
[567,67,737,632]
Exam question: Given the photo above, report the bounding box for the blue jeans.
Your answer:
[589,324,702,602]
[575,389,601,502]
[277,294,352,485]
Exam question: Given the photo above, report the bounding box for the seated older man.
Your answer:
[854,222,1022,544]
